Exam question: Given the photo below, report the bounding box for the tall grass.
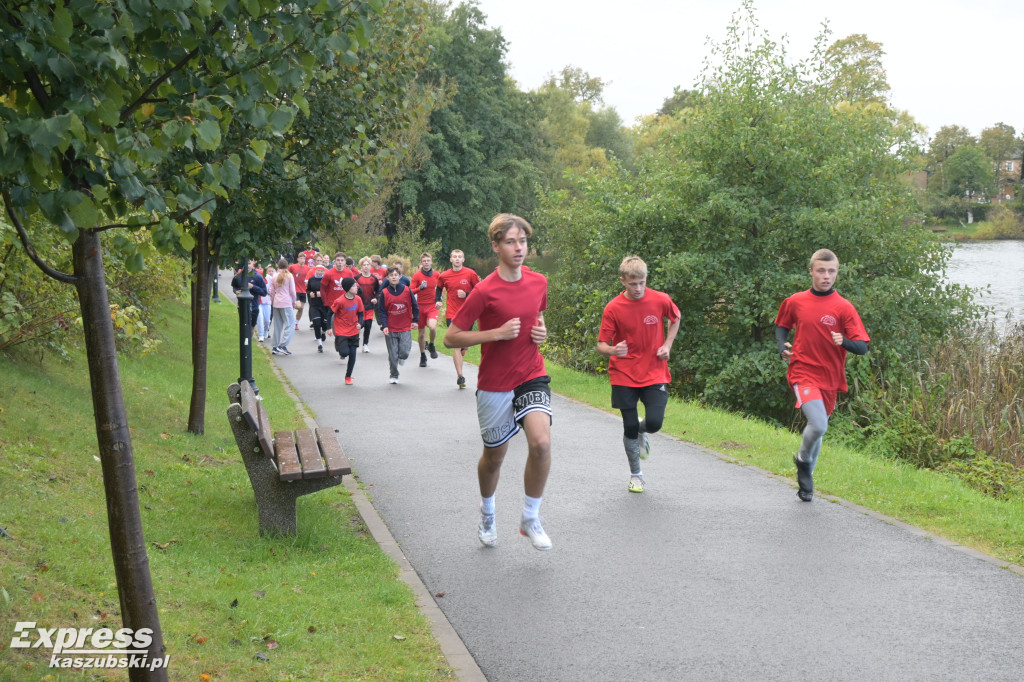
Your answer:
[845,321,1024,498]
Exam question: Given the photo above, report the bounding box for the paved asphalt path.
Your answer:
[250,315,1024,681]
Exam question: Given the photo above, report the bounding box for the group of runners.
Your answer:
[235,214,870,553]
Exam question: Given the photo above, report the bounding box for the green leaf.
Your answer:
[67,195,99,228]
[249,139,269,160]
[126,252,145,273]
[49,6,73,51]
[267,107,295,134]
[180,231,196,251]
[195,120,221,150]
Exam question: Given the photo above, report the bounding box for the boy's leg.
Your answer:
[520,411,552,499]
[397,331,412,362]
[637,384,669,458]
[386,334,399,378]
[427,317,438,357]
[345,335,359,377]
[795,399,829,500]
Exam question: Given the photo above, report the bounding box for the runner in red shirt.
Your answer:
[329,277,365,385]
[445,214,553,551]
[356,257,381,353]
[775,248,869,501]
[287,260,310,327]
[322,252,356,309]
[377,266,419,383]
[410,252,442,367]
[597,256,680,494]
[437,249,480,388]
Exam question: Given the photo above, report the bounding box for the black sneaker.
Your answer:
[419,353,428,367]
[794,455,813,501]
[317,345,323,353]
[428,342,438,359]
[457,375,466,389]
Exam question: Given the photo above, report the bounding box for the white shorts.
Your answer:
[476,376,552,448]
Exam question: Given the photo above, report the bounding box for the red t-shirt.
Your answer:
[379,285,416,332]
[410,268,441,309]
[356,274,379,320]
[330,295,364,337]
[299,249,318,265]
[321,267,356,307]
[598,289,681,387]
[774,289,869,392]
[453,269,547,392]
[437,267,481,319]
[288,263,309,294]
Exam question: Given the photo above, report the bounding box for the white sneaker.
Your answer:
[398,357,406,366]
[478,513,497,547]
[639,431,651,459]
[258,335,264,342]
[628,475,645,493]
[362,344,369,353]
[389,377,398,384]
[519,517,552,551]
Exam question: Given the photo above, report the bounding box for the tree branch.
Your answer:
[93,197,218,232]
[121,20,223,123]
[2,191,78,284]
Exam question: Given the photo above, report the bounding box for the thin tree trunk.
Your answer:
[73,230,167,681]
[187,222,210,435]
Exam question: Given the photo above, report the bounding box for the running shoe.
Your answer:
[345,377,353,385]
[628,475,645,493]
[317,345,323,353]
[519,517,552,551]
[271,346,282,355]
[419,353,428,367]
[457,375,466,389]
[398,357,406,366]
[639,431,651,459]
[258,335,264,342]
[794,455,813,502]
[428,342,438,359]
[362,344,369,353]
[279,346,292,355]
[478,513,497,547]
[389,377,398,384]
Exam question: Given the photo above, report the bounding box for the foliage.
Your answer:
[541,1,980,424]
[208,1,437,266]
[944,146,996,198]
[971,205,1024,239]
[657,88,704,117]
[825,33,890,103]
[392,1,540,257]
[979,122,1021,162]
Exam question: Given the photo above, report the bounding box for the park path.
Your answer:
[227,283,1024,681]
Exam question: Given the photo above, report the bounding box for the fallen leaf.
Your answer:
[230,599,238,608]
[194,636,207,644]
[393,635,406,641]
[32,592,45,602]
[152,539,178,550]
[307,626,316,633]
[434,592,445,598]
[160,433,171,439]
[253,590,266,599]
[144,470,154,475]
[200,675,211,681]
[266,640,279,650]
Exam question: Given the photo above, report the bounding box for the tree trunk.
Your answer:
[187,222,211,435]
[73,230,167,681]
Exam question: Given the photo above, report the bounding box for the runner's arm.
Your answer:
[775,326,792,359]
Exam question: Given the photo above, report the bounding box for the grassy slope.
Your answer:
[0,301,452,681]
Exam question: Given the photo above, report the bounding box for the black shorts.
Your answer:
[296,293,307,303]
[611,384,668,411]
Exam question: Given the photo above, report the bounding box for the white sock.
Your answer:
[480,495,495,516]
[523,495,542,520]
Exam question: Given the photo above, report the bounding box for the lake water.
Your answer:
[946,240,1024,324]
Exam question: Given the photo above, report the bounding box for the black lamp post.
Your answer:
[236,259,258,396]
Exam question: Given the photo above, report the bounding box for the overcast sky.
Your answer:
[470,0,1023,142]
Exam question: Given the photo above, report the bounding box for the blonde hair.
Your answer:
[809,249,838,268]
[488,213,533,243]
[619,255,647,279]
[359,256,372,268]
[275,258,289,287]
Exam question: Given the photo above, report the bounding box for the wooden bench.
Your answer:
[226,381,351,536]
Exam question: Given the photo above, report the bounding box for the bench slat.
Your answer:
[294,429,327,479]
[317,428,351,476]
[255,401,274,460]
[274,430,302,481]
[239,380,259,432]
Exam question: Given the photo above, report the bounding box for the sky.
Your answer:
[470,0,1024,142]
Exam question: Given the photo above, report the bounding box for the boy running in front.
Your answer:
[775,249,869,501]
[329,277,365,385]
[597,256,680,493]
[444,214,553,551]
[411,252,441,367]
[377,266,419,384]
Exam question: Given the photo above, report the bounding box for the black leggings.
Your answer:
[612,384,669,439]
[362,317,374,345]
[335,334,359,377]
[308,302,329,341]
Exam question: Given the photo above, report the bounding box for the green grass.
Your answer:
[0,300,452,681]
[432,322,1024,567]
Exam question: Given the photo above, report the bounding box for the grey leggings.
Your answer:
[797,399,829,472]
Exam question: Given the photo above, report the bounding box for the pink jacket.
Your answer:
[267,274,297,309]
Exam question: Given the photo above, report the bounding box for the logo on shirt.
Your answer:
[643,315,659,325]
[391,303,407,313]
[820,314,837,327]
